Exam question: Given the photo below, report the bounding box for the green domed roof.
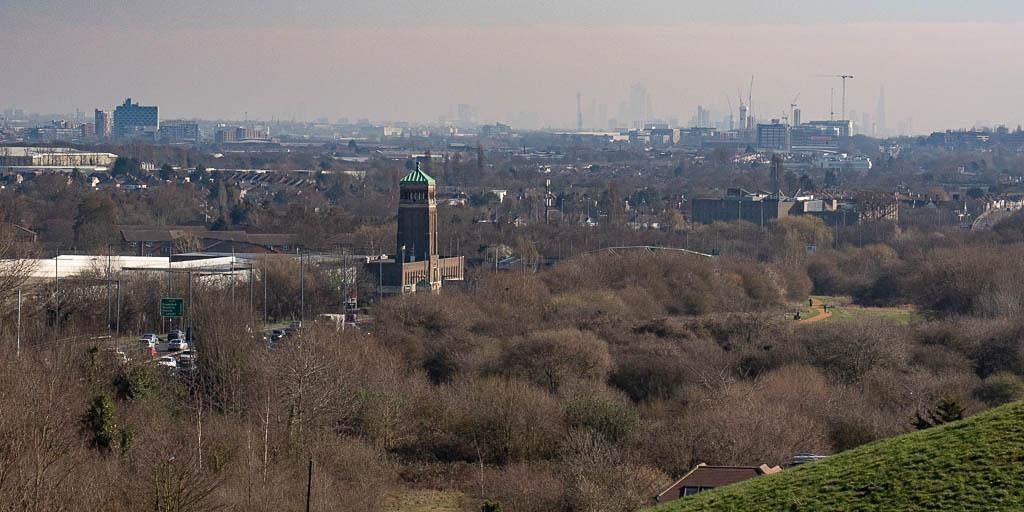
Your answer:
[400,162,435,185]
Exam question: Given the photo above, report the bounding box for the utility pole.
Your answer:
[115,278,121,336]
[249,266,254,324]
[187,271,193,341]
[54,255,59,333]
[299,251,305,323]
[16,289,22,357]
[305,458,314,512]
[106,247,112,330]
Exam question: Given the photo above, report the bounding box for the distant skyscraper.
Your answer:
[696,105,710,128]
[94,109,112,139]
[792,107,801,127]
[456,104,478,126]
[875,85,887,137]
[898,117,912,136]
[739,104,748,130]
[113,98,158,139]
[576,92,583,131]
[628,83,651,125]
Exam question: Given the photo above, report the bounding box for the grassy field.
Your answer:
[385,489,474,512]
[805,295,921,325]
[649,400,1024,511]
[797,302,822,321]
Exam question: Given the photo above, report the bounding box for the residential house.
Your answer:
[652,463,782,503]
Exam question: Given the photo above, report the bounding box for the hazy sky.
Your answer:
[5,1,1024,132]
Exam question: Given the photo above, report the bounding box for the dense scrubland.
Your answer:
[4,209,1024,511]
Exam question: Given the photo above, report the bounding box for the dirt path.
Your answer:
[798,299,832,324]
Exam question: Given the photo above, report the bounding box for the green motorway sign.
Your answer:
[160,298,184,317]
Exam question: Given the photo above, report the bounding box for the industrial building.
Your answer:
[215,126,270,143]
[119,226,297,256]
[113,98,159,139]
[812,153,873,172]
[22,121,80,143]
[159,121,200,143]
[805,120,852,138]
[791,123,841,150]
[0,146,118,172]
[94,109,112,139]
[691,189,795,226]
[691,188,897,227]
[757,121,791,151]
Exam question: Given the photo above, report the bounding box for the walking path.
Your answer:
[798,298,832,324]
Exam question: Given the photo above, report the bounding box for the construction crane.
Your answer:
[747,75,754,125]
[817,74,854,120]
[724,94,734,130]
[790,92,801,126]
[830,88,835,121]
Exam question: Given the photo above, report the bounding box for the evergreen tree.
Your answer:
[913,396,965,430]
[82,393,117,453]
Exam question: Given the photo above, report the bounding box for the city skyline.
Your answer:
[5,1,1024,132]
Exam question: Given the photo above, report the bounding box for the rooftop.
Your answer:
[400,162,435,186]
[654,463,782,503]
[0,146,118,158]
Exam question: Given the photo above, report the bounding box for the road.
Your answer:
[972,208,1017,231]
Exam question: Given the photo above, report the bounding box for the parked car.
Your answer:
[140,334,159,347]
[106,348,129,365]
[156,356,177,368]
[270,329,286,341]
[177,352,196,372]
[168,338,189,351]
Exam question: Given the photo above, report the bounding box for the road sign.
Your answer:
[160,298,184,317]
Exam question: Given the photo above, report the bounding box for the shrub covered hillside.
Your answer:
[650,400,1024,511]
[5,243,1024,511]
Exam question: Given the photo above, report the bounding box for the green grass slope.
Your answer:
[650,400,1024,511]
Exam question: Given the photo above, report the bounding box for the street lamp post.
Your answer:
[187,271,193,340]
[54,254,59,333]
[299,252,305,323]
[115,278,121,336]
[16,288,22,357]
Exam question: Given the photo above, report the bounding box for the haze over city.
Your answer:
[9,2,1024,511]
[6,0,1024,132]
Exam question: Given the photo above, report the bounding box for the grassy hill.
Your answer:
[650,400,1024,511]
